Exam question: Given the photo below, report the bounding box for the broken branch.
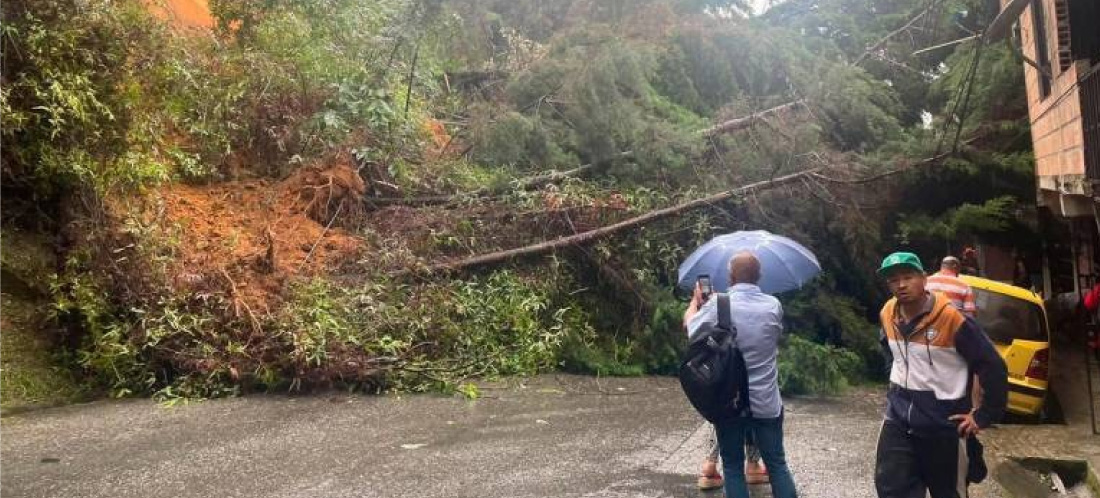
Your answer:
[370,100,808,207]
[699,100,807,137]
[853,0,940,66]
[405,146,961,276]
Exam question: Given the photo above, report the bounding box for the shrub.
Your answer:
[1,0,170,197]
[778,335,862,395]
[125,270,594,396]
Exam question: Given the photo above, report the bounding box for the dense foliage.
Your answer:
[1,0,1033,401]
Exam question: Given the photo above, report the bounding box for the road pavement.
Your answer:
[1,375,1012,498]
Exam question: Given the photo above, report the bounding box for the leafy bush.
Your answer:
[897,195,1020,246]
[95,270,595,396]
[558,335,647,377]
[784,285,884,378]
[1,0,170,196]
[429,271,574,376]
[778,335,862,395]
[49,255,148,397]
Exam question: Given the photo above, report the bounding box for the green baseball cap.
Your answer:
[877,252,925,276]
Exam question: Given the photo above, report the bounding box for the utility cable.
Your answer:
[950,40,986,153]
[934,41,983,156]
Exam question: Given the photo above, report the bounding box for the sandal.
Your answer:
[697,474,724,490]
[746,472,770,485]
[745,462,770,485]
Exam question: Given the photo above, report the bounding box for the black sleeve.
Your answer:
[879,327,893,377]
[954,317,1009,428]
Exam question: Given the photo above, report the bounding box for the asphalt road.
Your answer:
[1,375,1008,498]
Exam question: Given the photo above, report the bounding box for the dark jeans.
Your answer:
[875,421,968,498]
[715,411,798,498]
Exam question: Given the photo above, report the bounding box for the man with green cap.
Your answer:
[874,252,1007,498]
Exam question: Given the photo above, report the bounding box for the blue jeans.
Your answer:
[715,411,798,498]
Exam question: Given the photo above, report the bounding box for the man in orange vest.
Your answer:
[927,255,987,471]
[874,252,1007,498]
[925,256,977,317]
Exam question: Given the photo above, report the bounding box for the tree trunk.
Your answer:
[699,100,807,137]
[406,168,815,276]
[405,146,958,277]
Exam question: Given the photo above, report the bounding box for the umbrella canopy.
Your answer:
[677,230,821,295]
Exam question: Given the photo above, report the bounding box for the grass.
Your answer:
[1,292,89,413]
[1,228,89,413]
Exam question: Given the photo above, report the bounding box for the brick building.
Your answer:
[1001,0,1100,297]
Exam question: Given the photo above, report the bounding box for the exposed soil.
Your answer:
[150,158,367,309]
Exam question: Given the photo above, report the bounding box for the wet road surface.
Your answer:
[0,375,1022,498]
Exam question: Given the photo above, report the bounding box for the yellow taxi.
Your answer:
[959,275,1051,419]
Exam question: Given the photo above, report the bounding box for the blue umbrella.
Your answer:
[677,230,822,295]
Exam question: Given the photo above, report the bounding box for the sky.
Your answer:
[749,0,785,16]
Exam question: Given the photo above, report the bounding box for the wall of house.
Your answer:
[1017,0,1088,192]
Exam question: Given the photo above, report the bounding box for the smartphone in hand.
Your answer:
[697,275,713,302]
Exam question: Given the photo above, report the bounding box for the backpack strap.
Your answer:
[716,293,732,334]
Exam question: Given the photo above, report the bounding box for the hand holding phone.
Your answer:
[697,275,713,302]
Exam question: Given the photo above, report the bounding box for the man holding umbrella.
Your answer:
[684,251,799,498]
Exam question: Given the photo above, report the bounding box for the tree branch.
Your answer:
[853,0,940,67]
[367,151,634,207]
[402,146,963,277]
[371,99,808,207]
[400,169,815,276]
[699,100,807,137]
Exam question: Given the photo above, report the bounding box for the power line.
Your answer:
[950,40,986,153]
[933,42,983,156]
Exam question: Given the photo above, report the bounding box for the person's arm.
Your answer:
[952,318,1008,433]
[963,287,978,316]
[682,283,704,332]
[684,289,718,340]
[879,327,894,377]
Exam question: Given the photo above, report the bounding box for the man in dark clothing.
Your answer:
[874,252,1008,498]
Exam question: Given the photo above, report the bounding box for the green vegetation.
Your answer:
[1,229,89,411]
[1,292,89,410]
[2,0,1034,401]
[778,336,862,396]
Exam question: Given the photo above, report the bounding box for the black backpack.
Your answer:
[679,293,751,423]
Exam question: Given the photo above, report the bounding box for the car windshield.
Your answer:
[972,288,1046,344]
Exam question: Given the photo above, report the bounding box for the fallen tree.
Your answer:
[365,151,634,207]
[699,100,806,137]
[404,146,959,276]
[370,100,807,207]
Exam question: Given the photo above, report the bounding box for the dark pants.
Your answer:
[875,421,968,498]
[715,411,798,498]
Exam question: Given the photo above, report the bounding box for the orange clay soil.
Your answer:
[149,160,367,311]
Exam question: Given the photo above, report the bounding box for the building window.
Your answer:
[1055,0,1071,72]
[1069,0,1100,65]
[1032,0,1053,98]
